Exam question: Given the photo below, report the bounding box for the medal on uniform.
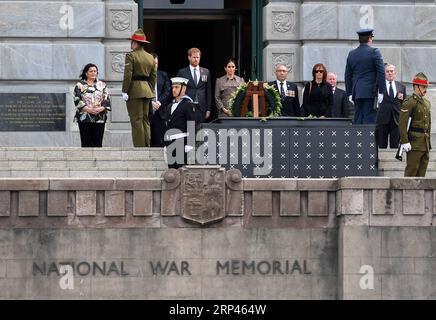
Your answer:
[287,90,295,97]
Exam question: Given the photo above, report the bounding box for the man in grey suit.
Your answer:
[177,47,212,123]
[376,63,407,149]
[345,28,386,124]
[326,72,351,118]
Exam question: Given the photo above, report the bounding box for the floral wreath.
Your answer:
[228,82,282,117]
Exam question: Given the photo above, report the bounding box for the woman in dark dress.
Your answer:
[301,63,333,118]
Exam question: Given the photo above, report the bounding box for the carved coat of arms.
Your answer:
[180,166,225,225]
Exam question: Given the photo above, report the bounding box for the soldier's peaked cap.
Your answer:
[130,29,150,43]
[171,77,189,85]
[356,28,374,37]
[413,72,431,86]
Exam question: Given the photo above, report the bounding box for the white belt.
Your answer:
[167,132,189,140]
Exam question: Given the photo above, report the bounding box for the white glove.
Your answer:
[377,93,384,104]
[402,143,412,152]
[122,92,129,101]
[348,95,353,103]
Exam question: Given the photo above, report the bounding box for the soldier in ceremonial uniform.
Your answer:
[122,29,156,147]
[399,72,432,177]
[164,77,198,169]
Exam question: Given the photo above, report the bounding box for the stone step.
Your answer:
[0,147,167,178]
[0,159,168,169]
[0,168,163,178]
[0,147,165,161]
[378,149,436,177]
[377,149,436,160]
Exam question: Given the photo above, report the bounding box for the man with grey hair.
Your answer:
[376,63,406,148]
[268,64,300,116]
[326,72,352,118]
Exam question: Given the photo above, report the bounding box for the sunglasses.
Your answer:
[315,70,324,73]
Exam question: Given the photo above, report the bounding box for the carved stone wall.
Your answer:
[1,167,436,228]
[0,0,137,147]
[1,167,436,299]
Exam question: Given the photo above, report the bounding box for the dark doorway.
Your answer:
[143,8,251,120]
[144,15,251,81]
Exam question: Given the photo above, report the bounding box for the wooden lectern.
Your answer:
[240,81,267,117]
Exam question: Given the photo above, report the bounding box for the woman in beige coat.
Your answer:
[215,59,245,117]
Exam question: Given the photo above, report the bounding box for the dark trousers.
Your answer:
[354,98,377,124]
[78,122,105,147]
[149,113,166,147]
[376,118,399,149]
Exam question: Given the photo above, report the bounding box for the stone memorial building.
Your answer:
[0,0,435,146]
[1,0,436,300]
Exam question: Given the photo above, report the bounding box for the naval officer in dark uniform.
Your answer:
[345,28,386,124]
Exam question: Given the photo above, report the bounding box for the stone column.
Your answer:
[104,0,138,142]
[263,2,301,84]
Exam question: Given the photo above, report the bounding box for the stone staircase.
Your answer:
[0,147,435,178]
[378,149,436,177]
[0,147,167,178]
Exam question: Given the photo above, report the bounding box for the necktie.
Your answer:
[193,68,198,85]
[389,81,394,99]
[280,82,285,98]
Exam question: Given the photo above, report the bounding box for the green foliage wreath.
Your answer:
[228,83,282,117]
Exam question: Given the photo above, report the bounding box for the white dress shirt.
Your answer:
[386,79,397,98]
[276,80,287,90]
[190,65,199,85]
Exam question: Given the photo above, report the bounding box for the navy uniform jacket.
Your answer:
[376,81,406,125]
[345,44,386,99]
[177,66,212,115]
[268,81,300,116]
[150,69,172,147]
[164,96,198,136]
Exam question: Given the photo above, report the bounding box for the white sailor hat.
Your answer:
[170,77,189,85]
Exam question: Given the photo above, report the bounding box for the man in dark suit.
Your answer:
[268,64,300,116]
[345,28,386,124]
[164,77,198,169]
[177,47,212,123]
[149,53,171,147]
[326,72,351,118]
[376,63,406,149]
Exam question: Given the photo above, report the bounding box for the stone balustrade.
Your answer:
[1,166,435,228]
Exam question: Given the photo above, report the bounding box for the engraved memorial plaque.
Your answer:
[180,166,226,225]
[0,93,66,131]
